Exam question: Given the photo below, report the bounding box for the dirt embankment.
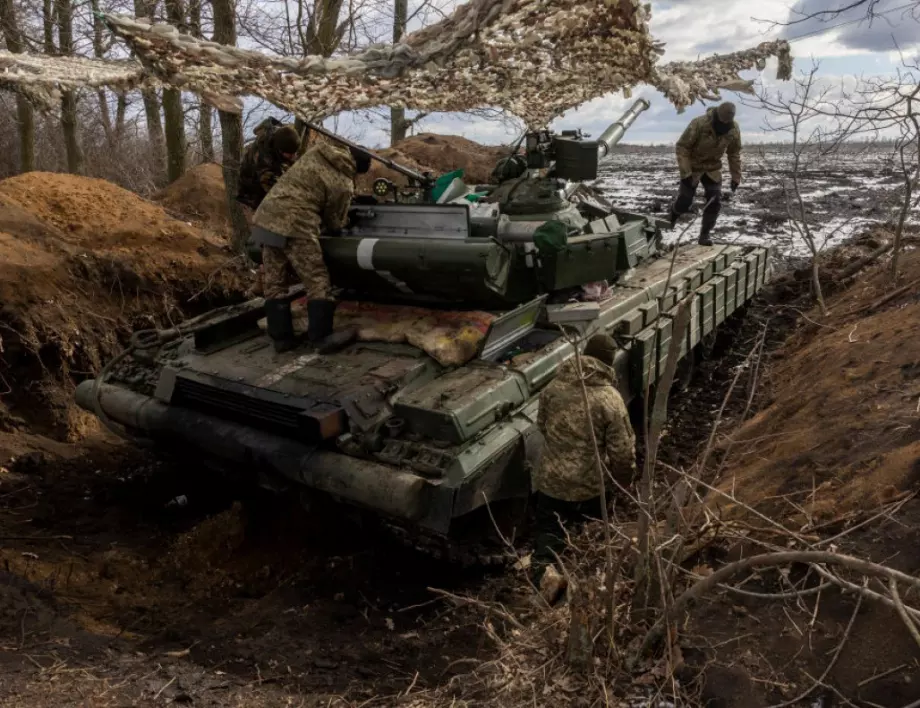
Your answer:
[716,244,920,523]
[0,171,246,442]
[153,162,237,235]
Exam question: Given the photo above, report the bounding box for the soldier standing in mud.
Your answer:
[251,139,371,353]
[530,334,637,601]
[669,102,742,246]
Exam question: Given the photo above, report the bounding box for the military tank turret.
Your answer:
[74,101,771,561]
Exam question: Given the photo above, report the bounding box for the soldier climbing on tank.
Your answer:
[668,102,742,246]
[530,334,637,603]
[251,139,372,353]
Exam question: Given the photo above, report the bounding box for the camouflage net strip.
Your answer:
[0,0,792,126]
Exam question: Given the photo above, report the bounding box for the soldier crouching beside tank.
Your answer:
[530,334,637,602]
[251,139,372,353]
[669,102,742,246]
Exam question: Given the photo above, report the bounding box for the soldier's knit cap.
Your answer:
[583,334,617,366]
[716,102,736,123]
[272,125,302,155]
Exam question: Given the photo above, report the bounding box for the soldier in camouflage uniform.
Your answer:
[236,118,303,297]
[252,140,371,352]
[530,334,637,589]
[237,118,303,210]
[669,102,742,246]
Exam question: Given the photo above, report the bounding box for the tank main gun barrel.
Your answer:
[596,98,651,161]
[302,119,433,186]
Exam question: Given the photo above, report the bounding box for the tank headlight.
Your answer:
[373,178,392,197]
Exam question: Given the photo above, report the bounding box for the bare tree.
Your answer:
[188,0,215,162]
[56,0,86,174]
[212,0,249,251]
[846,62,920,278]
[0,0,35,171]
[42,0,54,53]
[135,0,167,184]
[88,0,128,152]
[889,85,920,277]
[162,0,187,182]
[758,0,920,35]
[745,63,862,315]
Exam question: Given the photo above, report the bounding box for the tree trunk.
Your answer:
[90,0,115,150]
[199,104,215,161]
[134,0,166,182]
[0,0,35,172]
[162,89,186,181]
[55,0,85,174]
[212,0,249,252]
[42,0,54,53]
[15,98,35,172]
[162,0,187,183]
[389,0,408,145]
[188,0,215,162]
[115,93,127,144]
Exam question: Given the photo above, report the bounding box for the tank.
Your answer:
[74,101,772,562]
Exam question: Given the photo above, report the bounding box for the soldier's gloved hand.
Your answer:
[731,180,739,193]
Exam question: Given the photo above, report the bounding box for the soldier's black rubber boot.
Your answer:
[698,211,718,246]
[669,209,679,229]
[265,299,296,353]
[307,300,356,354]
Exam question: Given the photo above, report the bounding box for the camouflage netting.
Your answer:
[0,0,792,126]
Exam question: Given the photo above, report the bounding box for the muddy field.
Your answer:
[0,143,918,706]
[600,144,908,258]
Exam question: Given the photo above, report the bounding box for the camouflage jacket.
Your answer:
[237,120,297,208]
[253,141,356,240]
[675,107,742,184]
[532,356,636,502]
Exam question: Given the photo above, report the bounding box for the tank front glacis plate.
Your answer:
[393,364,529,445]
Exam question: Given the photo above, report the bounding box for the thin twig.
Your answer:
[765,582,864,708]
[889,578,920,653]
[637,550,920,660]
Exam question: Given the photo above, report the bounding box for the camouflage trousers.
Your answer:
[530,492,604,583]
[262,237,331,301]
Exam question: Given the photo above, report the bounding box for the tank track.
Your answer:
[381,520,520,568]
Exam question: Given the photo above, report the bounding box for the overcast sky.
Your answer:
[324,0,920,148]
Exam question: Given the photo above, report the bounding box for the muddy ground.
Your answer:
[601,144,908,259]
[0,144,918,706]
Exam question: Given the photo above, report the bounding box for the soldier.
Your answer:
[530,334,637,598]
[669,102,742,246]
[236,118,303,298]
[251,140,371,352]
[237,117,303,210]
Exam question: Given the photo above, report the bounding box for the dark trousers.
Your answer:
[531,492,604,582]
[672,174,721,237]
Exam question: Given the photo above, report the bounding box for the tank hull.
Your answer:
[75,243,773,539]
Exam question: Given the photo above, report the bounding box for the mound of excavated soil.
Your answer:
[153,162,233,234]
[0,172,246,441]
[361,133,508,190]
[715,242,920,524]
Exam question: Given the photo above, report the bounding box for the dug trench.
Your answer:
[0,171,917,705]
